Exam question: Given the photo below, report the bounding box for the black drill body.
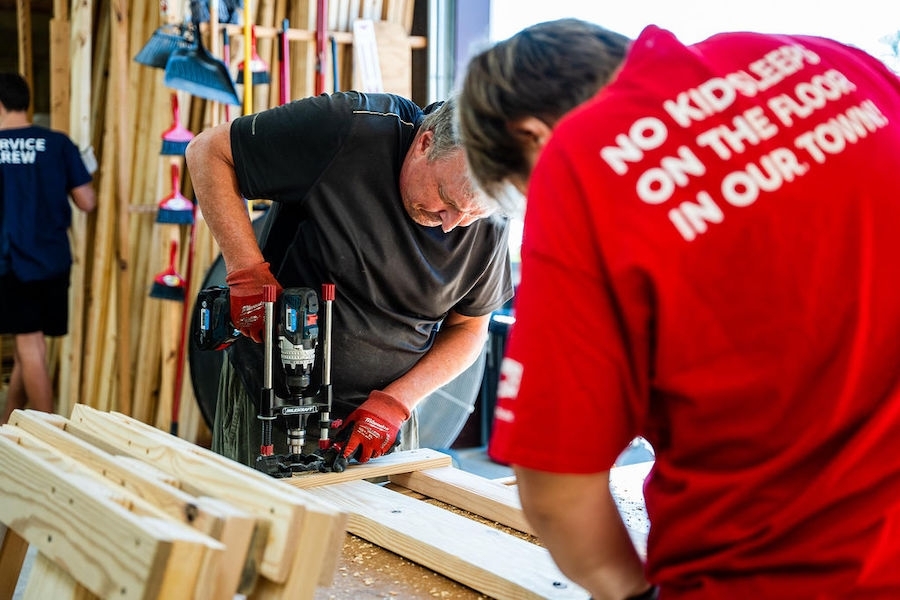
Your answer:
[193,284,337,477]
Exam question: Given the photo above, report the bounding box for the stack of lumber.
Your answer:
[30,0,424,443]
[0,405,620,599]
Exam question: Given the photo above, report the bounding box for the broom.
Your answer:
[151,238,185,433]
[164,0,240,106]
[149,239,186,301]
[160,93,194,156]
[236,25,270,86]
[156,162,195,225]
[134,21,193,69]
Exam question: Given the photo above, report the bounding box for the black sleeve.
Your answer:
[230,92,356,203]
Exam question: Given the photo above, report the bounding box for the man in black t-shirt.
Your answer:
[186,92,513,468]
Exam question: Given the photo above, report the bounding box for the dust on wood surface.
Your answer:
[314,495,541,599]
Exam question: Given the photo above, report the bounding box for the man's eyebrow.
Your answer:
[438,184,455,208]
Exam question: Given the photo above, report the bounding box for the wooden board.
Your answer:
[65,404,346,596]
[287,447,453,488]
[0,425,224,600]
[7,409,259,599]
[389,466,534,535]
[307,479,590,600]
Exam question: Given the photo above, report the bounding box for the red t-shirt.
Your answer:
[490,26,900,598]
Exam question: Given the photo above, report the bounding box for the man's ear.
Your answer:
[507,117,553,152]
[416,128,434,156]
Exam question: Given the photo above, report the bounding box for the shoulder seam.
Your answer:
[352,109,415,127]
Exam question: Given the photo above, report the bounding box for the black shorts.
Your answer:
[0,271,70,336]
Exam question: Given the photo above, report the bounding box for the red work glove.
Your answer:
[339,391,410,463]
[224,261,283,343]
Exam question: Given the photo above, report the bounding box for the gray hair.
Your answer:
[420,95,461,162]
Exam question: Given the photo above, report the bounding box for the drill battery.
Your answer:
[193,285,241,351]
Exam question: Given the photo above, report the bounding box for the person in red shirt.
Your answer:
[458,18,900,600]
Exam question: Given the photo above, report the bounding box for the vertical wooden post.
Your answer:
[58,0,93,419]
[15,0,32,121]
[49,0,70,133]
[111,0,133,416]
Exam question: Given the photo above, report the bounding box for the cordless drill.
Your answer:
[193,283,337,477]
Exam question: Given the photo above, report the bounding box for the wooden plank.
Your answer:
[287,447,454,489]
[389,466,534,535]
[373,20,411,97]
[307,480,590,600]
[66,404,346,592]
[1,425,225,598]
[7,409,259,599]
[0,426,224,600]
[0,525,28,600]
[21,552,94,600]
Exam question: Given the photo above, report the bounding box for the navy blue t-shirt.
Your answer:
[226,92,514,415]
[0,125,91,281]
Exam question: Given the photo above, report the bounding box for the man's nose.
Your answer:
[440,209,465,232]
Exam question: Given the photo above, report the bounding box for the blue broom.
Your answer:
[160,93,194,156]
[156,162,195,225]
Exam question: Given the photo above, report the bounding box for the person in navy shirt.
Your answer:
[0,72,95,423]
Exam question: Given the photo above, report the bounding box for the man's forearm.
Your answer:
[185,122,264,273]
[382,312,490,413]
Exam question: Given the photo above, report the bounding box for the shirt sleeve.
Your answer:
[63,135,91,190]
[230,93,353,202]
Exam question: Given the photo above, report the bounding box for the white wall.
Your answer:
[488,1,900,69]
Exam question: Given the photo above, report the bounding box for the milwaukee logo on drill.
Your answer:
[0,137,46,164]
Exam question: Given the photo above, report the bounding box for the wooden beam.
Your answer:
[15,0,32,119]
[307,479,590,600]
[389,466,534,535]
[65,404,346,593]
[0,525,28,600]
[0,425,225,600]
[287,447,453,489]
[7,409,259,599]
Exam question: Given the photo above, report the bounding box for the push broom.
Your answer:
[164,0,240,106]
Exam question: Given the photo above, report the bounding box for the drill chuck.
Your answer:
[279,287,320,398]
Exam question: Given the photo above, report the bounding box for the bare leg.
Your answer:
[2,332,53,422]
[0,360,26,424]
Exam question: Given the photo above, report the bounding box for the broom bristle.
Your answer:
[160,139,191,156]
[149,280,186,301]
[156,207,195,225]
[164,55,241,106]
[135,25,191,69]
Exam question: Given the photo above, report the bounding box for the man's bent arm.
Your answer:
[70,182,96,213]
[515,468,650,600]
[185,122,264,273]
[382,310,490,413]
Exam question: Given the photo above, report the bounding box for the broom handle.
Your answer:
[243,0,252,115]
[171,93,181,127]
[280,19,290,104]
